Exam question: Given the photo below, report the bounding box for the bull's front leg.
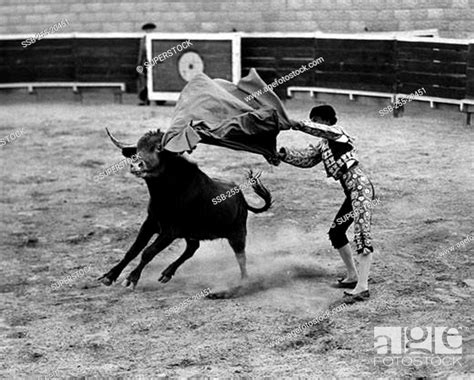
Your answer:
[123,232,175,289]
[98,217,157,286]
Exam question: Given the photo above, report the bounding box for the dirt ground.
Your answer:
[0,96,473,378]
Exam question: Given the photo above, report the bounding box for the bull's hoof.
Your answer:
[158,274,172,283]
[97,275,114,286]
[121,278,137,290]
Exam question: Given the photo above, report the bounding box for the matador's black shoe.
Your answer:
[335,278,357,288]
[343,290,370,303]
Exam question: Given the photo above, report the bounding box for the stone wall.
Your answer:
[1,0,473,38]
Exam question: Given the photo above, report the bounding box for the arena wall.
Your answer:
[2,34,472,100]
[0,0,473,39]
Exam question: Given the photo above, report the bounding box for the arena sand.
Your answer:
[0,99,472,377]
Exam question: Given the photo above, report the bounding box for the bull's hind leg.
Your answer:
[207,233,249,300]
[159,238,200,283]
[228,235,248,280]
[123,233,175,289]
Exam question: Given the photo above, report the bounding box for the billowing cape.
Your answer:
[162,69,298,156]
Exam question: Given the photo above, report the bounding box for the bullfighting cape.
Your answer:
[162,69,298,156]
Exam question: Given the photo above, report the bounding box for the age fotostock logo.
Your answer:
[373,327,463,367]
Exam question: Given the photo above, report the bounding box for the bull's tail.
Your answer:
[245,170,273,214]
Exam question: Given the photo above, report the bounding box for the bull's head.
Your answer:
[106,128,166,179]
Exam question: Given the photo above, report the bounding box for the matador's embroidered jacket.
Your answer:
[280,120,358,180]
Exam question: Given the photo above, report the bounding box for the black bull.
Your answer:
[98,129,272,291]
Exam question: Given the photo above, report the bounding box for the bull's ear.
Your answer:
[122,147,137,158]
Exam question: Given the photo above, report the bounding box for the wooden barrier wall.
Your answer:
[314,39,397,93]
[396,40,469,99]
[466,44,474,99]
[74,38,140,89]
[244,36,473,100]
[0,37,140,92]
[0,39,74,83]
[241,37,315,99]
[0,34,472,100]
[241,37,397,95]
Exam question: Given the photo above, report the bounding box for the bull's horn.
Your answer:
[105,128,136,149]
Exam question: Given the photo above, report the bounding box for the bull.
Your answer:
[98,129,272,292]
